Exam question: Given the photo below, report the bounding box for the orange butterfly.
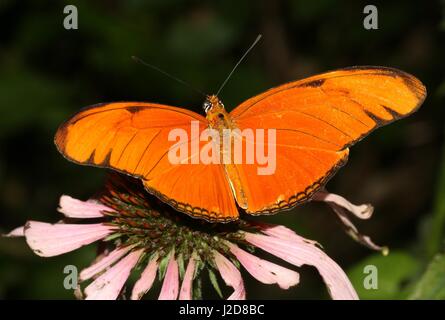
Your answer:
[55,66,426,222]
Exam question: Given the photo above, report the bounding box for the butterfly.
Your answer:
[55,66,426,222]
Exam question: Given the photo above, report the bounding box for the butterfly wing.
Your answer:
[55,102,238,222]
[229,66,426,214]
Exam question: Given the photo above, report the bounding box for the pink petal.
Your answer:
[3,226,25,237]
[228,243,299,289]
[131,255,159,300]
[158,251,179,300]
[213,250,246,300]
[256,222,319,246]
[312,191,385,253]
[245,232,358,300]
[179,256,196,300]
[329,201,387,253]
[85,249,143,300]
[24,221,115,257]
[80,245,133,281]
[58,195,113,218]
[312,191,373,219]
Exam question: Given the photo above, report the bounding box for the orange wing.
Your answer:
[229,66,426,214]
[55,102,238,222]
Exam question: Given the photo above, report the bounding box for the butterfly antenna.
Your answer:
[216,34,262,96]
[131,56,206,97]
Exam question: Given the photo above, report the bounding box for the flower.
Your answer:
[4,174,362,300]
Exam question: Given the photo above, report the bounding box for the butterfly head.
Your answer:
[203,95,225,114]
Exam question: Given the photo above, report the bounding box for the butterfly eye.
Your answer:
[203,101,212,113]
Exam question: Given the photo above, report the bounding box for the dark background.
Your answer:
[0,0,444,299]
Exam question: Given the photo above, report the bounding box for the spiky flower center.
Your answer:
[97,174,257,266]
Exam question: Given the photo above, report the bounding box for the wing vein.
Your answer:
[133,130,162,174]
[116,131,139,165]
[274,128,342,148]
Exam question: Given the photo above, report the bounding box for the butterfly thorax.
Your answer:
[203,95,237,157]
[204,95,235,131]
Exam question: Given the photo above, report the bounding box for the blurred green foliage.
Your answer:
[426,144,445,257]
[0,0,444,299]
[348,251,420,299]
[409,254,445,299]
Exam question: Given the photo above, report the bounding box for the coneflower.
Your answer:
[4,174,377,300]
